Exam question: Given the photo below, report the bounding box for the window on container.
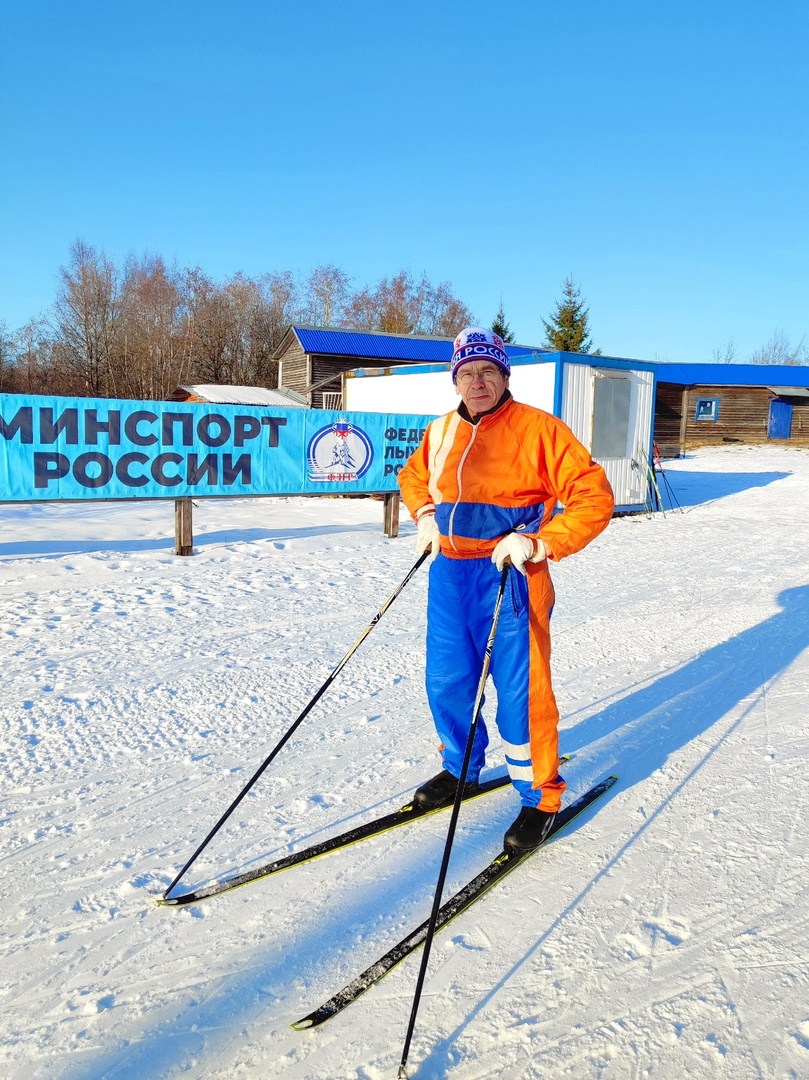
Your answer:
[694,398,719,422]
[591,374,632,458]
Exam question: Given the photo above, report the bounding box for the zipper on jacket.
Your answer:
[447,422,478,551]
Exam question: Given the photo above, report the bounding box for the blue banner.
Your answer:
[0,394,434,501]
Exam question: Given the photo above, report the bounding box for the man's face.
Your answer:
[454,362,508,417]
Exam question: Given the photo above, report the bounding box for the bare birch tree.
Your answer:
[11,319,65,394]
[0,320,12,391]
[118,254,192,399]
[346,270,473,336]
[749,329,807,366]
[52,240,120,396]
[302,265,350,327]
[710,338,739,364]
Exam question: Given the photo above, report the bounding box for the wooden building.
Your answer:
[653,365,809,458]
[271,326,448,409]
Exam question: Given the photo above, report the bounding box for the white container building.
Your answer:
[345,352,656,513]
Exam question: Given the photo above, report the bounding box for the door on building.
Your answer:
[768,399,793,440]
[591,373,632,458]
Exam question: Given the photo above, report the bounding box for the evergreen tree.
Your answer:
[491,298,515,343]
[542,276,598,354]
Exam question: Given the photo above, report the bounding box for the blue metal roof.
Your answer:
[291,326,538,363]
[655,362,809,386]
[347,353,660,384]
[291,327,808,386]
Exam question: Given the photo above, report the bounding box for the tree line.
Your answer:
[2,248,803,401]
[709,331,807,366]
[0,241,476,399]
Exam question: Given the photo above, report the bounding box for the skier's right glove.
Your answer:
[491,533,546,575]
[416,511,441,560]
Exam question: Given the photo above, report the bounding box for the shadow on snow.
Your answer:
[413,582,809,1077]
[0,522,381,559]
[655,468,789,509]
[58,584,809,1079]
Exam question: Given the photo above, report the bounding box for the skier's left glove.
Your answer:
[491,534,546,575]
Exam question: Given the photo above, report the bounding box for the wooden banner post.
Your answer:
[383,492,400,538]
[175,497,193,556]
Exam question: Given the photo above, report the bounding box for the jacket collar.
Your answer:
[457,389,512,426]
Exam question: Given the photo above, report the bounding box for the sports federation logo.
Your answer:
[307,417,374,483]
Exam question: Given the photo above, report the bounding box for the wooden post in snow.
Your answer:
[175,497,193,556]
[383,492,400,538]
[679,388,690,457]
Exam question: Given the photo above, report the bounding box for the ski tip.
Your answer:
[590,773,619,794]
[155,896,178,907]
[290,1017,315,1031]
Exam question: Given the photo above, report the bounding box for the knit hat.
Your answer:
[451,327,511,381]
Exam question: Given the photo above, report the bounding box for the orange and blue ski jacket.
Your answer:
[398,394,614,560]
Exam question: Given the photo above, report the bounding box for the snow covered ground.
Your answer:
[1,444,808,1080]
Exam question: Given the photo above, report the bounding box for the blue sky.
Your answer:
[1,0,807,362]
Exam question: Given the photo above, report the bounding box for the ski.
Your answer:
[157,773,517,907]
[291,772,617,1030]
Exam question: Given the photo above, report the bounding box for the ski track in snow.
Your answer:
[1,447,808,1079]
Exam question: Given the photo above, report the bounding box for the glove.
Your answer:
[416,512,441,559]
[491,533,546,575]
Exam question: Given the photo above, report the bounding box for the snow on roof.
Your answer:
[181,385,307,407]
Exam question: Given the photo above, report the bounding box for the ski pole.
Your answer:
[163,550,430,901]
[640,445,665,516]
[653,446,684,512]
[397,563,510,1080]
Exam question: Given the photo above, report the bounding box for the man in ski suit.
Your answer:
[398,326,614,852]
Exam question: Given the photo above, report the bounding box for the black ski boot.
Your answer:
[413,770,479,810]
[503,806,557,854]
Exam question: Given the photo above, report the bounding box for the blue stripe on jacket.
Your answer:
[435,501,546,540]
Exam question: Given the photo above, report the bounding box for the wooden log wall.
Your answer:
[277,338,309,399]
[310,357,349,409]
[655,382,809,455]
[653,383,684,458]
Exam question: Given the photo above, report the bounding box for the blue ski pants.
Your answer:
[425,554,566,810]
